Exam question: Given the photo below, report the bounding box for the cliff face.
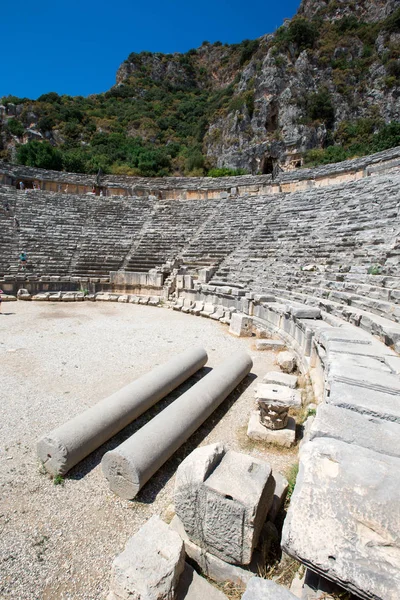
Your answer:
[1,0,400,176]
[114,0,400,173]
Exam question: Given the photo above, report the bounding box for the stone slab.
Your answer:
[310,403,400,458]
[276,351,297,373]
[255,339,286,351]
[175,563,228,600]
[256,384,302,407]
[327,380,400,423]
[384,355,400,375]
[289,306,321,319]
[282,438,400,600]
[174,444,274,565]
[326,353,391,373]
[242,577,298,600]
[268,472,289,522]
[170,516,253,587]
[229,313,253,337]
[262,371,298,388]
[108,515,185,600]
[247,411,296,448]
[327,363,400,394]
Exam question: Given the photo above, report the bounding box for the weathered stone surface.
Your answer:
[276,351,296,373]
[108,516,185,600]
[255,339,286,351]
[262,371,298,388]
[309,403,400,458]
[175,563,228,600]
[327,363,400,394]
[174,445,274,565]
[16,288,31,300]
[289,306,321,319]
[169,516,253,587]
[247,411,296,448]
[242,577,298,600]
[268,472,289,522]
[229,313,253,337]
[256,384,301,407]
[282,438,400,600]
[327,380,400,423]
[31,293,49,301]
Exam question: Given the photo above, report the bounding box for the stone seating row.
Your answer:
[173,283,400,599]
[16,290,162,305]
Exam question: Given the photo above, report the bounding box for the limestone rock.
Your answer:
[169,515,253,587]
[309,403,400,458]
[174,444,275,565]
[247,411,296,448]
[108,515,185,600]
[282,438,400,600]
[17,288,31,300]
[276,351,297,373]
[229,313,253,337]
[242,577,298,599]
[255,339,286,351]
[262,371,298,388]
[175,563,228,600]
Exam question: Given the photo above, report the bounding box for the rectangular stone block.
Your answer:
[310,403,400,458]
[255,384,301,407]
[247,412,296,448]
[174,444,274,566]
[255,339,286,351]
[282,438,400,600]
[262,371,298,388]
[229,313,253,337]
[108,516,185,600]
[327,380,400,423]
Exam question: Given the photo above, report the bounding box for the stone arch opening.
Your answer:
[261,156,274,175]
[265,102,279,133]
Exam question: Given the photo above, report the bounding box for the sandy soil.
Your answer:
[0,301,297,599]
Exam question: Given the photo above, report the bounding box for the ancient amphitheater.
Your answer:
[1,148,400,600]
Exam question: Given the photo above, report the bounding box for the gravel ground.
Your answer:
[0,301,297,600]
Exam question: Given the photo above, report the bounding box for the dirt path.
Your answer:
[0,301,297,599]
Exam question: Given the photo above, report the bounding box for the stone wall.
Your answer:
[1,146,400,199]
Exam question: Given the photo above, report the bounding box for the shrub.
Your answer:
[239,39,260,66]
[207,167,248,177]
[37,116,55,132]
[286,462,299,500]
[17,140,63,170]
[307,88,335,128]
[37,92,61,103]
[387,59,400,79]
[385,7,400,33]
[287,18,318,50]
[7,118,24,137]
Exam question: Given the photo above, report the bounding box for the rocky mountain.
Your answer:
[1,0,400,176]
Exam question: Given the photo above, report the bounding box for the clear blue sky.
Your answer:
[2,0,300,100]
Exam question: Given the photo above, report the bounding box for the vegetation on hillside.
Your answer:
[1,5,400,175]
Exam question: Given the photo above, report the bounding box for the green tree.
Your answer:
[7,119,24,137]
[17,140,63,170]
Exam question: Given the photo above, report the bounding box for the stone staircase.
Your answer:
[125,199,216,272]
[214,173,400,322]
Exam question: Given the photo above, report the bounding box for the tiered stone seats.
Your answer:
[71,195,154,276]
[214,173,400,326]
[0,187,19,274]
[125,199,215,272]
[181,195,270,270]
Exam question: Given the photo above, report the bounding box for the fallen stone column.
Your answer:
[102,351,253,499]
[37,347,208,476]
